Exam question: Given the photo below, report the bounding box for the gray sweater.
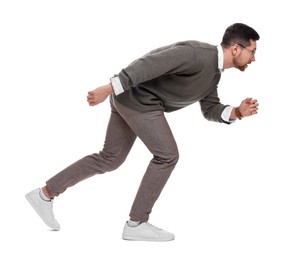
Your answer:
[113,40,229,123]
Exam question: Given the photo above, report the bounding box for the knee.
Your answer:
[169,149,179,166]
[97,148,128,172]
[154,148,179,166]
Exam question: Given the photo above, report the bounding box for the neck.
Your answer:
[222,46,234,69]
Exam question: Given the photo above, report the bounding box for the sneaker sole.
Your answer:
[122,235,174,242]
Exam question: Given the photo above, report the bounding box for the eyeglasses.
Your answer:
[237,43,256,56]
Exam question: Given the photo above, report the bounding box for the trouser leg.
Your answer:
[112,98,179,222]
[46,97,136,197]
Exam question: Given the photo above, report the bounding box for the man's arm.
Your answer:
[116,44,197,93]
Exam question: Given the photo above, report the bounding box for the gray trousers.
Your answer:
[46,95,179,222]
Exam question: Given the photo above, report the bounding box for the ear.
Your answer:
[232,44,240,56]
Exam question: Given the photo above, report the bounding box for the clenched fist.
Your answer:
[87,83,114,106]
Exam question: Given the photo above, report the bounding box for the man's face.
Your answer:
[233,40,257,71]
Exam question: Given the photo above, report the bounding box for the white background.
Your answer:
[1,0,281,259]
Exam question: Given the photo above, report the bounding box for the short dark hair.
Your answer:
[221,23,260,48]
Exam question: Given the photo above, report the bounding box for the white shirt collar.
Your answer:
[217,45,224,73]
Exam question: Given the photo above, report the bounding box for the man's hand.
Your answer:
[87,83,114,106]
[238,97,259,117]
[231,97,259,120]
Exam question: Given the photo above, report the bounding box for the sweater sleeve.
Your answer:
[115,44,197,92]
[199,88,230,124]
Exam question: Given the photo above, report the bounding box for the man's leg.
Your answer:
[129,111,179,222]
[26,96,136,229]
[45,101,137,197]
[112,98,178,241]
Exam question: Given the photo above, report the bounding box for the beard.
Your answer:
[233,56,248,71]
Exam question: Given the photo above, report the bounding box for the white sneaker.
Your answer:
[25,188,60,231]
[122,221,174,241]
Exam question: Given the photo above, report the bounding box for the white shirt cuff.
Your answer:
[221,106,235,123]
[110,76,124,95]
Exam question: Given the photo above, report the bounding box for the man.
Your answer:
[26,23,260,241]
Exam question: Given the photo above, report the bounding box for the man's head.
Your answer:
[221,23,260,71]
